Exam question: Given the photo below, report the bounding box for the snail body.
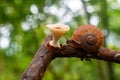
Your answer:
[72,24,104,52]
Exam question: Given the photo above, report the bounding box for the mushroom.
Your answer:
[47,23,70,48]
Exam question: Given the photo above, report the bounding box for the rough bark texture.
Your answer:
[20,35,55,80]
[20,35,120,80]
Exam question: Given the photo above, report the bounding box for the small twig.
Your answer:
[81,0,90,24]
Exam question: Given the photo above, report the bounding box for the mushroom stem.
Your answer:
[47,24,70,48]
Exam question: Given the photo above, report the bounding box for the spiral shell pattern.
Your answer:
[72,24,104,52]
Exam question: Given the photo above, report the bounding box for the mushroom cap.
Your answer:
[47,24,70,38]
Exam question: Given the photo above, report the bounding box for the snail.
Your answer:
[72,24,104,52]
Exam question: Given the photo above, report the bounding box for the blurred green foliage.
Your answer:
[0,0,120,80]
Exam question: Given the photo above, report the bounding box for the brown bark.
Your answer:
[20,35,55,80]
[20,35,120,80]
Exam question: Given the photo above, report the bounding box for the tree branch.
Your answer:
[57,45,120,63]
[20,35,120,80]
[20,35,55,80]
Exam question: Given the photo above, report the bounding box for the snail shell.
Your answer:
[72,24,104,52]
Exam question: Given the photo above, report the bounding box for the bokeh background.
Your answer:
[0,0,120,80]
